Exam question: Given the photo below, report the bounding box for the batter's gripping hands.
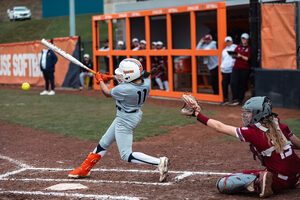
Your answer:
[95,72,103,84]
[94,73,113,84]
[102,73,113,82]
[181,94,202,117]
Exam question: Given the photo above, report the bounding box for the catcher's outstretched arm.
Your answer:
[194,110,236,137]
[206,118,237,137]
[181,94,237,137]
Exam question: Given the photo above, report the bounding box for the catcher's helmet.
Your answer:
[115,58,144,83]
[242,96,272,126]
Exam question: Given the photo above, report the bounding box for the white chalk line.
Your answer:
[0,154,231,183]
[32,167,230,181]
[174,172,193,181]
[0,154,230,199]
[0,155,32,168]
[0,168,28,179]
[1,177,172,186]
[28,167,231,175]
[0,167,229,186]
[0,190,142,200]
[0,167,230,187]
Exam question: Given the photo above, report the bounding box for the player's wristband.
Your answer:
[196,113,210,125]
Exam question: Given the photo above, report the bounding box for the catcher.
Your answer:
[181,95,300,198]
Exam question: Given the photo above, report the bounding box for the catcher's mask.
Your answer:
[115,58,144,83]
[241,96,272,126]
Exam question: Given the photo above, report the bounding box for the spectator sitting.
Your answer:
[131,38,139,49]
[220,36,237,105]
[116,41,126,67]
[133,40,146,51]
[196,34,219,94]
[137,40,147,70]
[151,41,157,49]
[79,53,94,90]
[116,40,125,50]
[156,41,165,50]
[139,40,146,50]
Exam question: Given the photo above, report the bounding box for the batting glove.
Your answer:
[95,72,103,84]
[102,72,113,83]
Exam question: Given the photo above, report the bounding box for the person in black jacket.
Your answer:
[40,39,58,95]
[79,53,94,90]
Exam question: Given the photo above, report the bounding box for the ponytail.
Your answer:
[262,116,287,153]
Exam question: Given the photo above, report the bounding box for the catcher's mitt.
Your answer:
[181,94,202,117]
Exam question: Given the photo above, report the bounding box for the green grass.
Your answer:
[282,118,300,138]
[1,89,298,143]
[0,14,107,44]
[0,89,212,142]
[0,14,114,60]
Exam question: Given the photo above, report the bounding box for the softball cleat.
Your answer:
[68,168,91,178]
[158,157,169,182]
[68,153,101,179]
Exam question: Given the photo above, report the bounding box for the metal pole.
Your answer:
[249,0,260,97]
[69,0,76,37]
[297,2,300,69]
[250,0,260,69]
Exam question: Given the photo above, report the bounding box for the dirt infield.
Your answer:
[0,87,299,199]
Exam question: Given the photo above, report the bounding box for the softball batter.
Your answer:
[68,58,169,182]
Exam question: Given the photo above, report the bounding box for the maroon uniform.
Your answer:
[233,44,251,70]
[236,118,300,190]
[154,56,168,82]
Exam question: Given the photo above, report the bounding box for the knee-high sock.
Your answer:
[128,152,160,166]
[163,81,169,91]
[93,144,107,157]
[155,78,164,90]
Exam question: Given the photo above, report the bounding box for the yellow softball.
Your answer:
[22,82,30,91]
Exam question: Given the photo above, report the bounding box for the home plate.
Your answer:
[45,183,88,191]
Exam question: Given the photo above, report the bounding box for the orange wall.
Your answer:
[0,37,79,86]
[261,4,297,70]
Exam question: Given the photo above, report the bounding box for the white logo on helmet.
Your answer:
[115,58,143,83]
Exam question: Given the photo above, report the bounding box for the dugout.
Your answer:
[92,2,227,102]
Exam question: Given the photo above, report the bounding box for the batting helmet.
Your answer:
[242,96,272,126]
[115,58,144,83]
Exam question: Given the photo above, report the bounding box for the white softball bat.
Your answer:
[41,38,96,74]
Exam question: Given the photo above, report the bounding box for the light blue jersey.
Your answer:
[96,77,159,163]
[111,77,151,112]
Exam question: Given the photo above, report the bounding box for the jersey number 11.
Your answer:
[137,89,147,105]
